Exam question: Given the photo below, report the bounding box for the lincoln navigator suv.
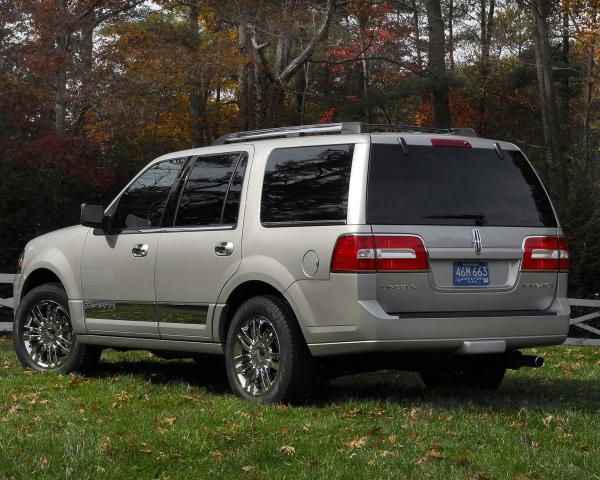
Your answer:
[12,123,570,402]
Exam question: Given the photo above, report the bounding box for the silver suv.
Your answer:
[12,123,570,402]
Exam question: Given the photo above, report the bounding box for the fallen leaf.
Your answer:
[241,465,255,472]
[8,405,23,414]
[380,450,398,458]
[210,450,225,461]
[279,445,295,456]
[345,436,367,449]
[542,415,554,428]
[467,472,490,480]
[344,407,362,419]
[388,435,397,445]
[38,457,49,470]
[416,448,443,465]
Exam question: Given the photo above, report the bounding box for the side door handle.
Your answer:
[132,244,149,257]
[215,241,234,256]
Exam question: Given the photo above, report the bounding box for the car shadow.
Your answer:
[310,370,600,412]
[88,356,600,413]
[90,356,231,395]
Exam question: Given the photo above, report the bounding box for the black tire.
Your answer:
[420,365,506,391]
[225,295,314,403]
[13,283,102,373]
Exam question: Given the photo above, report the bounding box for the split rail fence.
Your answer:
[1,274,600,345]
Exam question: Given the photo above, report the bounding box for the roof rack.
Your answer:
[211,122,476,145]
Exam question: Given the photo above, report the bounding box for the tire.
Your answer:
[225,295,314,403]
[13,283,102,373]
[420,365,506,391]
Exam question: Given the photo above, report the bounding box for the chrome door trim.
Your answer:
[156,303,209,324]
[84,301,156,321]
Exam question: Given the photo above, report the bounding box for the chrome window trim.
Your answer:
[162,225,236,233]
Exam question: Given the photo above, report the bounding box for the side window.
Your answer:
[261,144,354,225]
[112,158,185,231]
[175,153,247,227]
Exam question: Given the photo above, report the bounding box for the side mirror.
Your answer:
[80,203,106,230]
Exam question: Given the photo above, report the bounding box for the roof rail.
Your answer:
[211,122,476,145]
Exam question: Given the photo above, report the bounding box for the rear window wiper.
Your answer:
[422,214,487,226]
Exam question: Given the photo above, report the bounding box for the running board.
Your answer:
[78,335,225,355]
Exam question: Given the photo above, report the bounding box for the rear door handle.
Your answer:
[215,241,234,256]
[132,244,149,257]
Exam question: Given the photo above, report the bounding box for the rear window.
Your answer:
[261,144,354,225]
[367,144,557,227]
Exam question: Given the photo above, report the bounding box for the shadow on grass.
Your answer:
[90,356,231,394]
[87,355,600,412]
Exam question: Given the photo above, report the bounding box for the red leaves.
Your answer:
[319,107,336,123]
[8,133,116,190]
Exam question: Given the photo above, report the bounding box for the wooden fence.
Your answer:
[1,274,600,345]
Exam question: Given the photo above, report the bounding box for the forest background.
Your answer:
[1,0,599,298]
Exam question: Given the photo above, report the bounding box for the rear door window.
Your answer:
[367,144,557,227]
[174,153,247,227]
[261,144,354,225]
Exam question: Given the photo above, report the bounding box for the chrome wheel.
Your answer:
[21,300,73,369]
[233,316,280,396]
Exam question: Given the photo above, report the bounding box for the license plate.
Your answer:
[453,262,490,286]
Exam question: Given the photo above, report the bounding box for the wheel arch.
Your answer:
[20,267,65,300]
[214,279,307,344]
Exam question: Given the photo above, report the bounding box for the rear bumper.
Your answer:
[285,274,570,357]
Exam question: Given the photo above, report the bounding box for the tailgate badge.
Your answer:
[472,228,482,256]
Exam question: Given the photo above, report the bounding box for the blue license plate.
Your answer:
[453,262,490,286]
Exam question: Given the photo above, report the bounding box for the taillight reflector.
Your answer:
[431,138,472,148]
[331,234,429,272]
[522,236,569,272]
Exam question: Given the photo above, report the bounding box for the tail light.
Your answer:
[431,138,472,148]
[331,234,429,272]
[331,235,376,272]
[374,235,429,271]
[522,236,569,272]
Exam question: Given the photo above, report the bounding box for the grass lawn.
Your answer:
[0,336,599,479]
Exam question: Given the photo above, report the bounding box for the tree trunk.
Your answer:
[478,0,495,135]
[559,1,570,127]
[582,32,595,170]
[357,12,371,122]
[187,1,206,147]
[411,0,423,71]
[424,0,451,128]
[55,0,68,133]
[237,17,256,131]
[448,0,455,70]
[532,0,564,200]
